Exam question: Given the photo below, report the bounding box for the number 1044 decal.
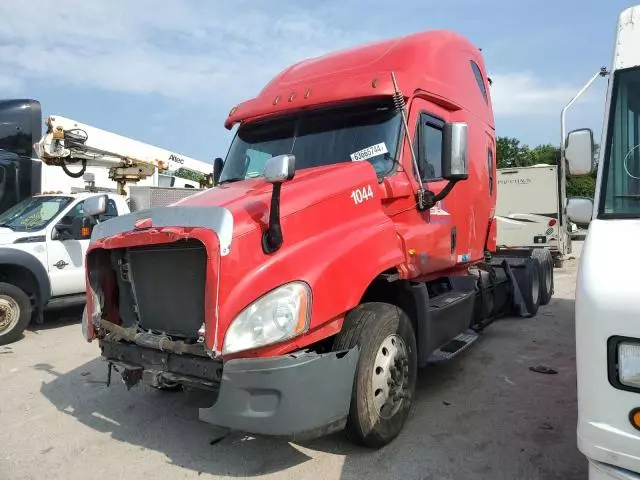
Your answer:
[351,185,374,204]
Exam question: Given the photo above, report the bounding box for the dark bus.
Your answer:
[0,99,43,214]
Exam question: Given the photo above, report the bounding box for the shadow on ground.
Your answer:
[28,306,85,333]
[39,297,585,480]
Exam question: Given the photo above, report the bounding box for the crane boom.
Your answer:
[34,115,213,194]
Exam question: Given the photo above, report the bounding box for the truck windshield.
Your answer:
[601,66,640,217]
[219,101,402,182]
[0,195,73,232]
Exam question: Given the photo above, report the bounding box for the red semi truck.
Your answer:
[81,29,552,448]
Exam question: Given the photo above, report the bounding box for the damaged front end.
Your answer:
[82,205,234,392]
[84,232,221,391]
[81,205,360,441]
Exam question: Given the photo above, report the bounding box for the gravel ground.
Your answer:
[0,244,585,480]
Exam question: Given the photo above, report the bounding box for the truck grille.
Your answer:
[128,240,206,339]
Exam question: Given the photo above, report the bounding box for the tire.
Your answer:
[333,302,417,448]
[511,258,541,318]
[531,248,553,306]
[0,282,33,346]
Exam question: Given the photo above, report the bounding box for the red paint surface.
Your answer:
[86,29,496,359]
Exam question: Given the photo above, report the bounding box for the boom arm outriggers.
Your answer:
[35,115,213,195]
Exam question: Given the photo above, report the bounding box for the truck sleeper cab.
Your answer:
[83,30,551,448]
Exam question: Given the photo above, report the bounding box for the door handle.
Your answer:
[53,260,69,270]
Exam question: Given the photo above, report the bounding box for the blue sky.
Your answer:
[1,0,633,162]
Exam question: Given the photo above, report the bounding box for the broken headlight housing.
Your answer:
[222,281,311,355]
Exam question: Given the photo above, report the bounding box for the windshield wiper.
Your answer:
[0,223,16,230]
[218,177,245,185]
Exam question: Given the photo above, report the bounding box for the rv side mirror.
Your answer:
[565,128,594,176]
[264,154,296,184]
[566,197,593,224]
[83,194,108,218]
[443,122,469,181]
[213,157,224,185]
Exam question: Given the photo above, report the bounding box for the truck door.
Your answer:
[413,111,457,273]
[47,198,118,296]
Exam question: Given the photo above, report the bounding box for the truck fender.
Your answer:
[0,248,51,307]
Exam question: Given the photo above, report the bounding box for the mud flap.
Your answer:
[199,347,359,441]
[502,260,529,317]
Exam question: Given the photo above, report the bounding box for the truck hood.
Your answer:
[0,228,39,245]
[173,161,383,238]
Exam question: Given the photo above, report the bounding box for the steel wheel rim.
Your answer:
[0,295,20,335]
[372,333,409,419]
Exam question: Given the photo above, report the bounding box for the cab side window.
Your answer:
[488,146,495,194]
[471,60,488,103]
[98,199,118,222]
[57,201,84,229]
[416,113,444,181]
[56,198,118,238]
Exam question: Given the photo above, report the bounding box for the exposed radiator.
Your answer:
[127,239,207,339]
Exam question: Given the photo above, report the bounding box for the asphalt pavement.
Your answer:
[0,244,585,480]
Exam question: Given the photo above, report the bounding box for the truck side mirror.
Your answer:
[83,194,108,218]
[566,197,593,224]
[565,128,594,176]
[262,154,296,254]
[213,157,224,185]
[71,216,94,240]
[264,154,296,183]
[443,122,469,181]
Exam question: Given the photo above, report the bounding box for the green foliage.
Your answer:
[496,136,600,199]
[159,167,206,185]
[174,168,206,184]
[530,144,560,165]
[496,137,532,168]
[566,173,597,198]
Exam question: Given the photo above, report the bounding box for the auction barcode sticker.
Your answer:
[350,142,388,162]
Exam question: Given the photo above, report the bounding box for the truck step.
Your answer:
[427,329,479,364]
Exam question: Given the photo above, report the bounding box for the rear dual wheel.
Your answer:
[531,248,553,306]
[512,258,542,318]
[333,302,417,448]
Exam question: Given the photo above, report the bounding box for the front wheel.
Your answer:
[0,282,33,346]
[333,302,417,448]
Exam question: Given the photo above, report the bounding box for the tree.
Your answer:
[496,137,533,168]
[158,167,206,185]
[174,167,206,184]
[496,136,600,199]
[530,144,560,165]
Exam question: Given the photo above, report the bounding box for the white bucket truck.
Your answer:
[0,113,216,345]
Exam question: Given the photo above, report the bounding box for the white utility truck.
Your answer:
[0,112,216,345]
[496,164,576,268]
[565,5,640,479]
[0,98,213,214]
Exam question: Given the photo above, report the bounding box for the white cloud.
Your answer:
[0,0,596,133]
[489,71,593,117]
[0,1,371,105]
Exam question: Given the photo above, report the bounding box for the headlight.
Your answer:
[222,281,311,355]
[619,341,640,389]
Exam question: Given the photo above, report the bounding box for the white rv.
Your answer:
[496,164,576,267]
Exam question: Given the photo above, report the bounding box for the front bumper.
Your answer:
[100,339,359,441]
[588,460,640,480]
